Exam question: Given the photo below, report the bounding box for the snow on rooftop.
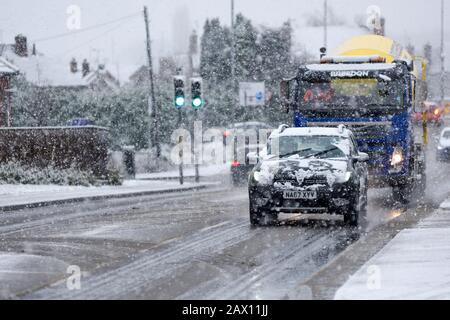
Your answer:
[1,46,87,87]
[0,56,19,74]
[306,63,395,72]
[271,127,351,139]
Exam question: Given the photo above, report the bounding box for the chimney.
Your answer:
[14,34,28,57]
[70,58,78,73]
[82,59,90,77]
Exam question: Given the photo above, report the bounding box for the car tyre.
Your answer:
[249,203,277,226]
[344,189,366,227]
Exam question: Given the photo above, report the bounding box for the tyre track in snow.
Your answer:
[29,219,260,299]
[0,188,239,237]
[178,227,356,300]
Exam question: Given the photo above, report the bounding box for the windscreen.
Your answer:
[268,135,349,159]
[299,78,404,109]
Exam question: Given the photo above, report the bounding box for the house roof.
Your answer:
[84,69,120,90]
[0,56,19,75]
[0,44,87,87]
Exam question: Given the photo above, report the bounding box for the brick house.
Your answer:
[0,57,19,127]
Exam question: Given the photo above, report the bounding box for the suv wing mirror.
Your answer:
[247,152,261,165]
[354,152,369,162]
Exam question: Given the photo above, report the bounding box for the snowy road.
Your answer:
[0,127,448,300]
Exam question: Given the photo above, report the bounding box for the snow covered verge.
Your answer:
[0,180,211,210]
[0,162,119,186]
[440,199,450,210]
[136,164,230,180]
[335,204,450,300]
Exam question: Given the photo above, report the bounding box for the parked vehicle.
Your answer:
[412,102,444,126]
[437,127,450,162]
[224,122,273,186]
[248,125,369,226]
[67,118,96,126]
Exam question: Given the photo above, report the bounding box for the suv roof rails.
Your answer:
[278,124,289,133]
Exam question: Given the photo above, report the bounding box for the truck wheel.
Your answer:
[392,184,412,204]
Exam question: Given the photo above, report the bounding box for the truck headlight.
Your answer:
[391,147,404,166]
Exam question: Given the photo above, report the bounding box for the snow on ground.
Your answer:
[335,207,450,300]
[136,164,230,179]
[0,253,68,299]
[440,199,450,210]
[0,179,209,208]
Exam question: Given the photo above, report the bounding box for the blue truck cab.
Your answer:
[280,56,426,203]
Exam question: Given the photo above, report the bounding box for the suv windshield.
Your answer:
[268,135,349,159]
[299,78,404,109]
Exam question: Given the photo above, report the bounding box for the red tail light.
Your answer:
[231,160,240,167]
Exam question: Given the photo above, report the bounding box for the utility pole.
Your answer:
[231,0,237,122]
[143,6,160,157]
[440,0,446,106]
[324,0,328,49]
[188,31,200,183]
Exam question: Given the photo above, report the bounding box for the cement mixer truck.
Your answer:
[280,35,428,203]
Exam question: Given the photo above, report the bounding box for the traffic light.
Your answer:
[191,78,203,109]
[174,76,186,108]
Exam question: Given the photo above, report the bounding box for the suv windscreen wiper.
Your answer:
[278,148,312,159]
[304,146,339,159]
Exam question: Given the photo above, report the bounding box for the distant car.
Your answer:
[67,118,96,126]
[224,122,273,185]
[412,102,444,126]
[248,125,369,227]
[437,127,450,161]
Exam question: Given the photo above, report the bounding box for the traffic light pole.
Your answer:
[178,109,184,185]
[194,108,200,183]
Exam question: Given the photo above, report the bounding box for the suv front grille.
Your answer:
[274,176,328,187]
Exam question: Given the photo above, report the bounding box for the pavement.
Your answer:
[334,195,450,300]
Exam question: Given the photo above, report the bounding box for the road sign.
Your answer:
[239,82,265,106]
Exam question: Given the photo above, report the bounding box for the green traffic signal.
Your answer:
[192,97,203,108]
[174,77,185,108]
[175,96,185,107]
[191,78,203,109]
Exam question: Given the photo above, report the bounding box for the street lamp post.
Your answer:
[324,0,328,49]
[231,0,237,122]
[440,0,446,106]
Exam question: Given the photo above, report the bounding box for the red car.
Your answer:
[412,102,444,126]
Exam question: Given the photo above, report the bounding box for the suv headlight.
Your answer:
[391,147,404,167]
[344,171,352,182]
[253,171,262,182]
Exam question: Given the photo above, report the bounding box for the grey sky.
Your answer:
[0,0,448,81]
